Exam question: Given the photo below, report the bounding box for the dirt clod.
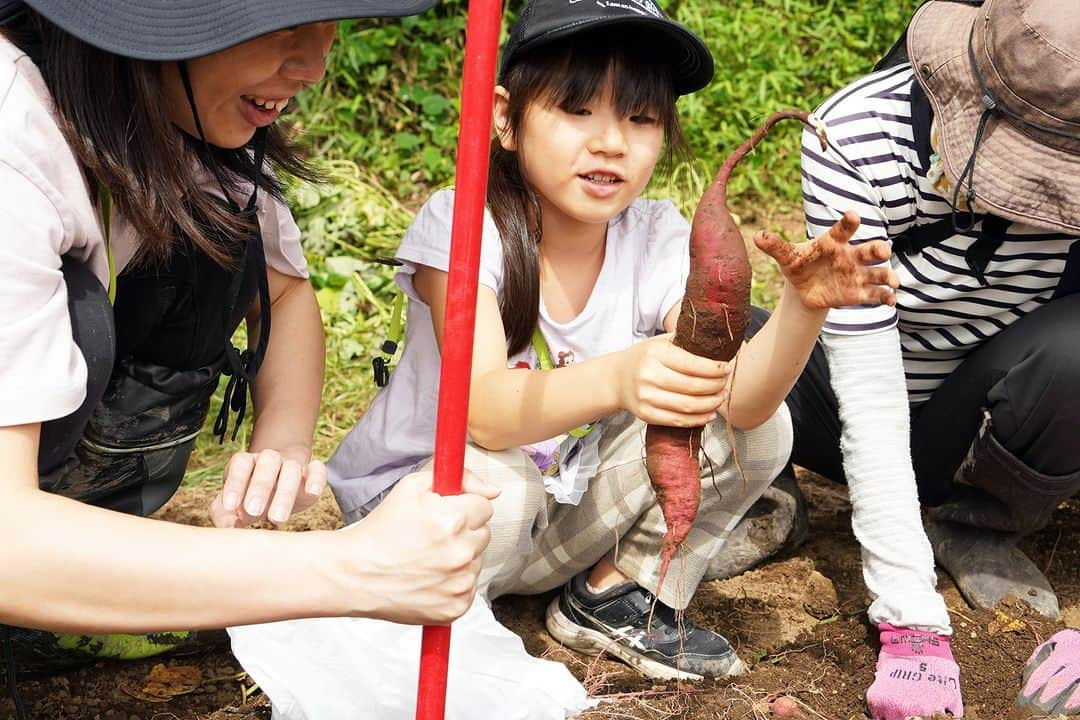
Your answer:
[802,570,839,619]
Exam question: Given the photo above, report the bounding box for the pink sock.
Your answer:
[865,624,964,720]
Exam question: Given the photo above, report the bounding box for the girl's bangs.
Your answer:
[532,31,676,122]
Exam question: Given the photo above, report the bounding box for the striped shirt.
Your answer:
[802,65,1078,404]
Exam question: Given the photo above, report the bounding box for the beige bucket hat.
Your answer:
[908,0,1080,234]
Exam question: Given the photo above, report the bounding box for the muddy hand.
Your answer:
[754,211,899,310]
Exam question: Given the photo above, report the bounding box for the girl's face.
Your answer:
[495,83,665,231]
[161,22,337,149]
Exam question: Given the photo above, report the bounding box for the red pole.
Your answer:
[415,1,503,719]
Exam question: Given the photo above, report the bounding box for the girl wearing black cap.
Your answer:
[0,0,497,686]
[328,0,897,681]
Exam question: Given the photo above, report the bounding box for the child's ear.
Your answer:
[492,85,516,152]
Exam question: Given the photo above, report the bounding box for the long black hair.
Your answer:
[4,10,318,268]
[489,27,690,356]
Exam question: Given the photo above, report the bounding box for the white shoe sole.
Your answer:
[544,598,747,682]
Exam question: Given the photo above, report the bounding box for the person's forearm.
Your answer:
[0,486,358,632]
[823,330,951,633]
[724,282,826,429]
[468,354,622,450]
[248,276,325,457]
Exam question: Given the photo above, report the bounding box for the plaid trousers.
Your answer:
[421,406,792,610]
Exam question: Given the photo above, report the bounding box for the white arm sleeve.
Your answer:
[823,330,952,633]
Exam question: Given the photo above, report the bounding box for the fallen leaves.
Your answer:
[120,663,202,703]
[987,608,1027,637]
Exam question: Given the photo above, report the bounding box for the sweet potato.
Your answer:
[645,110,827,597]
[767,695,810,719]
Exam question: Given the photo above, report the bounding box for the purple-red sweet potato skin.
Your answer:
[646,182,750,594]
[645,111,811,597]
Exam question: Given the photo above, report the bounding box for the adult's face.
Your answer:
[160,21,337,149]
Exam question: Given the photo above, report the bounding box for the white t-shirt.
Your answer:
[328,189,691,520]
[0,35,308,427]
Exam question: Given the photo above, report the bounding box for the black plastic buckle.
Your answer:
[372,357,390,388]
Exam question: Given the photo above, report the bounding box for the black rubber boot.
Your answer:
[703,464,808,581]
[924,516,1059,619]
[927,411,1080,619]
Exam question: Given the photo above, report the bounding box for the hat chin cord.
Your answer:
[176,60,268,213]
[177,60,272,444]
[951,23,1080,233]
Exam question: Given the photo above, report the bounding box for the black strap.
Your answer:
[910,77,934,176]
[892,215,1010,287]
[214,233,273,442]
[178,61,246,214]
[966,215,1007,286]
[891,217,958,256]
[891,70,1010,286]
[889,79,957,256]
[178,61,273,443]
[213,132,273,443]
[2,625,26,720]
[1052,241,1080,300]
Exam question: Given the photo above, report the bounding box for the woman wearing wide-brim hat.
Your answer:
[0,0,495,683]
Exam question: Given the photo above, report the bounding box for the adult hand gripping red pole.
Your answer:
[415,2,503,719]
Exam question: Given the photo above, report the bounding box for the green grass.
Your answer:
[185,1,918,485]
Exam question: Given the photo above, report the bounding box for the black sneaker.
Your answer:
[545,572,747,680]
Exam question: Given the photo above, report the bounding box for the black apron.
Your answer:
[38,197,266,516]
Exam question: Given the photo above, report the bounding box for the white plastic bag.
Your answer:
[228,596,593,720]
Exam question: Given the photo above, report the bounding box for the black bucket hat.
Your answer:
[499,0,714,96]
[16,0,438,61]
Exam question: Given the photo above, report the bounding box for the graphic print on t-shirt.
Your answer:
[512,342,579,475]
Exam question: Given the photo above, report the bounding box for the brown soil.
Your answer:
[2,469,1075,720]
